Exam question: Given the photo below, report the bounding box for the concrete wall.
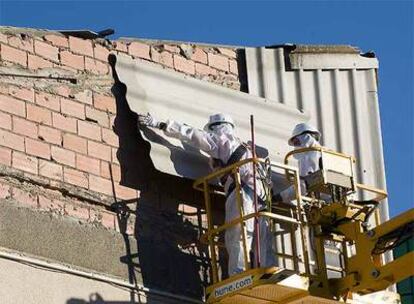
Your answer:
[0,27,241,302]
[0,256,195,304]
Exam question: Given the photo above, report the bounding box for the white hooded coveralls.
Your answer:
[162,120,276,276]
[279,133,322,202]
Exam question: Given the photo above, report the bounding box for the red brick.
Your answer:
[94,44,110,62]
[28,54,53,70]
[88,140,111,161]
[76,153,100,175]
[26,103,52,125]
[217,47,237,59]
[53,85,71,98]
[38,125,62,145]
[112,147,119,164]
[78,120,101,141]
[8,35,34,52]
[64,167,88,188]
[85,107,109,127]
[35,92,60,111]
[44,34,68,48]
[38,195,65,213]
[9,86,34,102]
[115,184,137,200]
[94,94,116,113]
[51,146,75,167]
[0,94,26,117]
[60,50,84,70]
[173,55,195,75]
[85,57,108,75]
[102,128,118,147]
[0,112,12,130]
[61,98,85,119]
[89,174,113,196]
[109,115,116,128]
[100,211,115,229]
[154,50,174,68]
[69,36,93,57]
[229,59,238,75]
[101,162,121,182]
[11,187,38,208]
[195,63,218,76]
[39,159,63,180]
[65,203,89,220]
[52,113,77,133]
[126,222,135,235]
[74,90,93,105]
[0,183,10,199]
[0,129,25,151]
[34,40,59,62]
[163,44,180,53]
[63,133,87,154]
[12,116,38,138]
[128,41,150,60]
[0,33,8,43]
[208,53,229,72]
[0,147,11,166]
[191,48,208,64]
[113,41,128,52]
[0,44,27,66]
[25,138,50,159]
[12,151,38,174]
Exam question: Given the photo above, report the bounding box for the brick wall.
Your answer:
[0,27,235,297]
[0,27,238,232]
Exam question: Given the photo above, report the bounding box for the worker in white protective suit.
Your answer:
[273,123,322,203]
[137,113,276,276]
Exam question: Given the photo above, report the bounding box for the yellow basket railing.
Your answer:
[193,157,311,284]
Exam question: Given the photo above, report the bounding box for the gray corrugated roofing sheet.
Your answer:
[245,45,389,225]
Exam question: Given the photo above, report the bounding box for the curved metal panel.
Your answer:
[116,54,308,179]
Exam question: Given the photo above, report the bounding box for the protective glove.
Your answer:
[137,113,166,129]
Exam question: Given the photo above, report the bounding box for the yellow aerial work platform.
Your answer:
[193,147,414,304]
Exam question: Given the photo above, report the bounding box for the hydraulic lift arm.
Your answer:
[330,208,414,297]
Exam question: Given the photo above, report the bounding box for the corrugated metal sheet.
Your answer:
[116,53,307,180]
[245,46,389,223]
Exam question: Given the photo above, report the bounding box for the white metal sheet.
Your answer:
[116,53,308,179]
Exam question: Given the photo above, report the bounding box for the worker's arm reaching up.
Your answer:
[137,113,218,155]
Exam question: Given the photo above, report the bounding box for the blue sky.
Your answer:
[1,1,413,217]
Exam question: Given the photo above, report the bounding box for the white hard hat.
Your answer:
[204,113,235,131]
[288,123,321,146]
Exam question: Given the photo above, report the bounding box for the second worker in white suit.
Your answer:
[273,122,322,203]
[138,112,276,276]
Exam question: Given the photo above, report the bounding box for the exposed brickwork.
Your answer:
[0,27,239,238]
[0,94,26,117]
[1,44,27,66]
[60,50,84,70]
[28,53,54,70]
[51,146,75,167]
[44,34,69,48]
[69,36,94,57]
[128,41,151,60]
[0,147,12,166]
[34,40,59,62]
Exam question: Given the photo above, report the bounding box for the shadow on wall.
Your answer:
[67,293,131,304]
[67,292,151,304]
[101,54,212,302]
